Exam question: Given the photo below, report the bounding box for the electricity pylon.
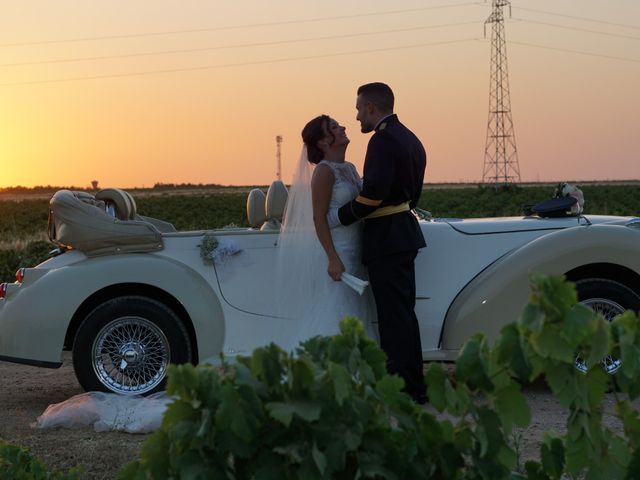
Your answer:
[482,0,521,187]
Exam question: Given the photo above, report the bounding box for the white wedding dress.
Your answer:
[275,154,378,349]
[314,160,378,336]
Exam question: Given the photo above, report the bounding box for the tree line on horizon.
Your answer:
[0,182,234,194]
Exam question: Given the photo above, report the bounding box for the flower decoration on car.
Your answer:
[200,234,219,265]
[200,234,242,266]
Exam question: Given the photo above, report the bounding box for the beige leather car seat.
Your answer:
[246,188,266,228]
[261,180,288,231]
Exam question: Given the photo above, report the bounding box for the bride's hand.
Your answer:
[328,256,345,281]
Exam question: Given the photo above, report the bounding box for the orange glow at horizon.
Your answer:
[0,0,638,189]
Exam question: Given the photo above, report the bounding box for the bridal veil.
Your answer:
[273,147,338,350]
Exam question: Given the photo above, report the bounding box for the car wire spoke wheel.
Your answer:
[574,297,624,375]
[73,296,192,396]
[93,316,170,394]
[572,277,640,376]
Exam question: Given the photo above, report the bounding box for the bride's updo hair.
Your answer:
[301,114,333,165]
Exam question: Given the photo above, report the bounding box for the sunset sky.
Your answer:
[0,0,638,188]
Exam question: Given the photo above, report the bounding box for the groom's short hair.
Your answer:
[357,82,394,113]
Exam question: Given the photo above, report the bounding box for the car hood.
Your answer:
[440,215,629,235]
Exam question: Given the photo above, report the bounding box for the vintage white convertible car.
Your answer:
[1,186,639,395]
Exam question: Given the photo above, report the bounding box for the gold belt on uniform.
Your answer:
[365,201,410,219]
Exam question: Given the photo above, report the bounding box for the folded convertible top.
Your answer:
[48,189,164,257]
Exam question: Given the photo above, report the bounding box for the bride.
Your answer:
[275,115,378,348]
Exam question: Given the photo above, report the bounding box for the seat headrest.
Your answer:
[246,188,266,228]
[265,180,288,223]
[123,190,137,218]
[95,188,136,220]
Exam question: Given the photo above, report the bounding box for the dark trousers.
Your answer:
[367,250,426,401]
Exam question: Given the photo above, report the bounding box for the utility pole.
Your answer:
[275,135,283,181]
[482,0,521,187]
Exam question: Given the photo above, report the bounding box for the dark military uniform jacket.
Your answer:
[338,114,427,264]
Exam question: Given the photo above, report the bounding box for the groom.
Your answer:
[329,82,427,403]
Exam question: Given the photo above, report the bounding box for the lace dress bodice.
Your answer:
[318,160,362,208]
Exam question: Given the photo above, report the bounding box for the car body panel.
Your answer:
[413,215,632,353]
[414,222,554,351]
[210,231,280,316]
[1,213,638,370]
[441,224,640,350]
[0,245,225,365]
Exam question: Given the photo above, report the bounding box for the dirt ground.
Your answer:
[0,353,147,479]
[0,355,634,479]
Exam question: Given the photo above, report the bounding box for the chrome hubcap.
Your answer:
[120,342,145,365]
[92,316,170,395]
[574,297,624,375]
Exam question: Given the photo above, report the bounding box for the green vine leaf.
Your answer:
[539,435,564,480]
[266,401,322,426]
[328,362,351,406]
[494,384,531,432]
[312,443,327,475]
[496,323,532,382]
[456,335,494,392]
[565,304,593,343]
[424,363,447,412]
[586,318,610,370]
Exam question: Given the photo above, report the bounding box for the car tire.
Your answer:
[72,296,192,395]
[574,278,640,375]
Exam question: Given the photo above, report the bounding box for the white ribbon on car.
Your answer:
[341,272,369,296]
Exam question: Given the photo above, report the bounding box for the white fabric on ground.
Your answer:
[34,391,171,433]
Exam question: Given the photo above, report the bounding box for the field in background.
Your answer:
[1,182,639,282]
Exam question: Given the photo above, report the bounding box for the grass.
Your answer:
[1,183,639,283]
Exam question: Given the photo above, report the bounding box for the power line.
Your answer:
[0,38,478,87]
[4,34,637,87]
[0,21,479,68]
[512,17,640,41]
[515,6,640,32]
[0,2,478,48]
[510,40,640,64]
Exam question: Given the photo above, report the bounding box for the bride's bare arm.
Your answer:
[311,164,345,281]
